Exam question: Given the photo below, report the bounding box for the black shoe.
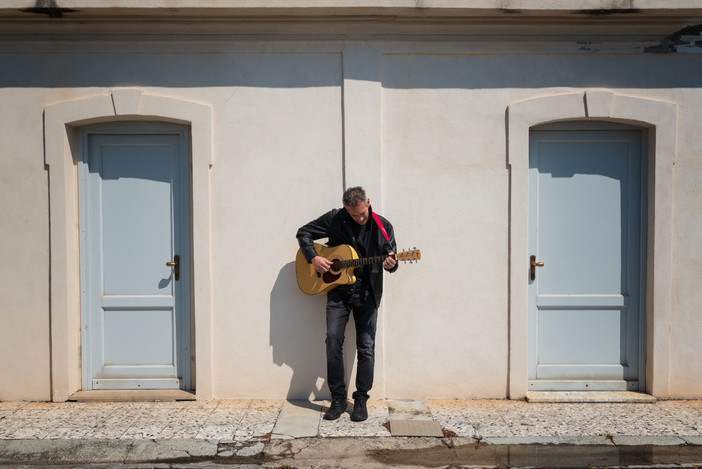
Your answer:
[323,399,347,421]
[350,397,368,422]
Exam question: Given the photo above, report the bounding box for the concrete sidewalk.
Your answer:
[1,397,701,467]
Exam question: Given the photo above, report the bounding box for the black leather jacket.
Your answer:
[296,206,398,307]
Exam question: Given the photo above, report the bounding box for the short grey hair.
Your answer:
[342,186,367,207]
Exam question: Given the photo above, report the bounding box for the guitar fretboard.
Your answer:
[338,254,392,269]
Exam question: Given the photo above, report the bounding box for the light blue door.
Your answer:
[80,122,190,390]
[528,126,646,391]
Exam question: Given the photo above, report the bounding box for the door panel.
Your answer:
[103,309,175,369]
[537,141,630,296]
[537,309,624,366]
[100,144,173,296]
[528,128,645,391]
[80,124,190,390]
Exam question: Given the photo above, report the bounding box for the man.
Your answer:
[296,186,398,422]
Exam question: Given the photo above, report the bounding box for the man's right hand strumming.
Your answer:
[312,255,333,274]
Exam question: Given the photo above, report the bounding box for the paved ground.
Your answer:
[1,398,701,467]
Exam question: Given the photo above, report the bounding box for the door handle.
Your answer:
[530,255,544,281]
[166,255,180,281]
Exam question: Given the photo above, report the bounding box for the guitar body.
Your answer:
[296,243,360,295]
[296,242,420,296]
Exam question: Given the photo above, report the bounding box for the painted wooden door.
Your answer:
[80,122,190,390]
[528,126,645,391]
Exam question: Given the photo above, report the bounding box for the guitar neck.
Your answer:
[339,254,391,269]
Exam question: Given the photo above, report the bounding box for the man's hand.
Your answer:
[383,252,396,270]
[311,255,333,274]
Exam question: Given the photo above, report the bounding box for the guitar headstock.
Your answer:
[395,248,421,264]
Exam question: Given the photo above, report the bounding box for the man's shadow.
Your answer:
[270,262,357,408]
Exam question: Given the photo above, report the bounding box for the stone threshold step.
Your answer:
[526,391,656,403]
[69,390,196,402]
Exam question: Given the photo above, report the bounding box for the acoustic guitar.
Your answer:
[296,242,421,295]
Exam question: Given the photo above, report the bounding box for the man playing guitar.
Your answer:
[296,186,398,422]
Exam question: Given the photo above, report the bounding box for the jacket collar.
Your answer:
[341,204,375,242]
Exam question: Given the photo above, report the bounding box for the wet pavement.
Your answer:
[0,398,701,467]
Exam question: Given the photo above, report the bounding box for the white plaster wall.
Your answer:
[669,89,702,398]
[382,84,510,398]
[0,90,52,401]
[206,53,344,399]
[1,25,702,400]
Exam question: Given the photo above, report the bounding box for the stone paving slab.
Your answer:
[1,400,702,468]
[0,398,701,443]
[0,400,278,441]
[271,400,320,439]
[386,399,435,420]
[386,399,443,437]
[388,419,444,437]
[428,399,702,439]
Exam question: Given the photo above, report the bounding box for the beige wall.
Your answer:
[669,90,702,398]
[0,91,52,401]
[1,6,702,401]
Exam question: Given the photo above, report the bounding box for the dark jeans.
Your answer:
[325,283,377,402]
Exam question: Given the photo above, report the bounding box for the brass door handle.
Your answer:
[166,255,180,281]
[530,255,544,281]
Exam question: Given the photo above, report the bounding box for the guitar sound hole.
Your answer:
[330,259,342,273]
[324,259,343,284]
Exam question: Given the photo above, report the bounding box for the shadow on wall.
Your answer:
[270,262,357,401]
[2,50,701,89]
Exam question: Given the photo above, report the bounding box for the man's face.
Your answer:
[345,199,370,225]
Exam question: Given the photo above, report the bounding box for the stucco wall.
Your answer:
[0,90,52,401]
[1,9,701,400]
[669,90,702,399]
